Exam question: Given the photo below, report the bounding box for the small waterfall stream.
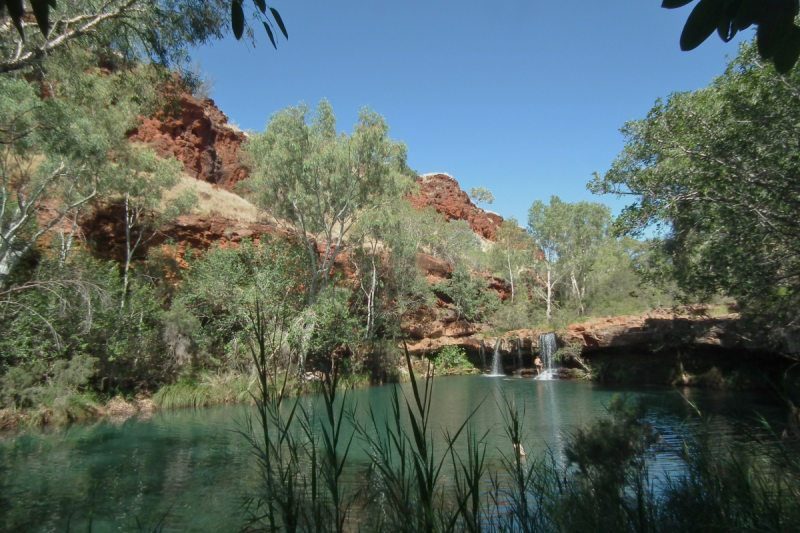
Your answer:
[536,332,558,380]
[480,340,486,370]
[488,338,504,376]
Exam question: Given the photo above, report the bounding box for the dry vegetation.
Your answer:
[162,175,262,222]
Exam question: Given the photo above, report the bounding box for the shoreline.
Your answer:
[1,352,781,432]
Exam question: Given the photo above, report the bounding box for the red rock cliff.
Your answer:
[406,173,504,241]
[129,94,248,190]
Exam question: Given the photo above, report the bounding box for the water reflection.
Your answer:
[0,378,786,532]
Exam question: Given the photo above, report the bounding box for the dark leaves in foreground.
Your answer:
[1,0,285,48]
[665,0,800,73]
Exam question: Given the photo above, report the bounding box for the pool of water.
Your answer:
[0,376,787,532]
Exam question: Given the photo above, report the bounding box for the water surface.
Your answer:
[0,377,786,532]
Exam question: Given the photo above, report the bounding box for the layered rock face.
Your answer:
[82,205,287,268]
[406,173,503,241]
[402,309,745,363]
[562,312,745,352]
[129,94,248,190]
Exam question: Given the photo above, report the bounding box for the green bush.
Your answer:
[0,354,97,409]
[489,299,532,332]
[436,264,500,322]
[433,345,472,370]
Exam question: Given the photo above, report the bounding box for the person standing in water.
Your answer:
[534,356,543,376]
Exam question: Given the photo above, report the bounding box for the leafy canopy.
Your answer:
[468,186,495,206]
[1,0,286,73]
[241,100,413,304]
[590,39,800,330]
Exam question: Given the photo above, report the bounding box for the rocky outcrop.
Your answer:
[561,312,746,353]
[416,253,453,282]
[401,309,747,363]
[81,206,287,267]
[129,94,248,190]
[406,173,503,241]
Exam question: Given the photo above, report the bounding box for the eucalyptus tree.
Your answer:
[105,149,194,309]
[527,200,561,319]
[1,0,219,73]
[469,186,495,206]
[0,0,286,74]
[490,217,529,303]
[0,50,174,289]
[590,39,800,330]
[241,100,413,307]
[527,196,610,317]
[350,201,433,340]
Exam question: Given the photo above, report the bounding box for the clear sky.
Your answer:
[192,0,750,225]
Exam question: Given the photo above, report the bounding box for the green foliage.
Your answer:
[161,300,202,370]
[349,200,434,339]
[306,285,363,361]
[1,0,232,74]
[524,196,673,322]
[177,237,307,369]
[241,100,413,305]
[582,237,676,317]
[432,345,472,370]
[436,264,500,322]
[526,196,611,317]
[468,185,495,205]
[489,217,530,302]
[0,353,97,410]
[151,372,254,409]
[0,49,174,288]
[358,339,405,384]
[590,39,800,334]
[489,298,533,332]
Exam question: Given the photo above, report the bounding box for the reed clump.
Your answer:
[234,279,800,533]
[240,341,800,532]
[152,371,255,409]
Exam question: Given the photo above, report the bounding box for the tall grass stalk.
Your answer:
[297,370,357,533]
[240,296,361,533]
[237,305,800,533]
[352,343,480,533]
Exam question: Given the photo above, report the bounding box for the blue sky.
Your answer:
[192,0,750,225]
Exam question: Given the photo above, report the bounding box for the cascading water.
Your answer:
[488,337,504,376]
[480,340,486,370]
[536,332,557,380]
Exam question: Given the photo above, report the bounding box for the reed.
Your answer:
[151,371,256,409]
[235,320,800,533]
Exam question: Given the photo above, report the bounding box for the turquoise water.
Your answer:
[0,377,786,532]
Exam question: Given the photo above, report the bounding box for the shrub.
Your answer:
[0,354,97,409]
[436,264,500,321]
[433,345,472,370]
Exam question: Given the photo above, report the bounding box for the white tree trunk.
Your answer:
[570,271,585,315]
[546,264,552,320]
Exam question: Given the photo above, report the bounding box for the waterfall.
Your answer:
[488,338,504,376]
[516,338,523,371]
[480,340,486,370]
[536,332,558,380]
